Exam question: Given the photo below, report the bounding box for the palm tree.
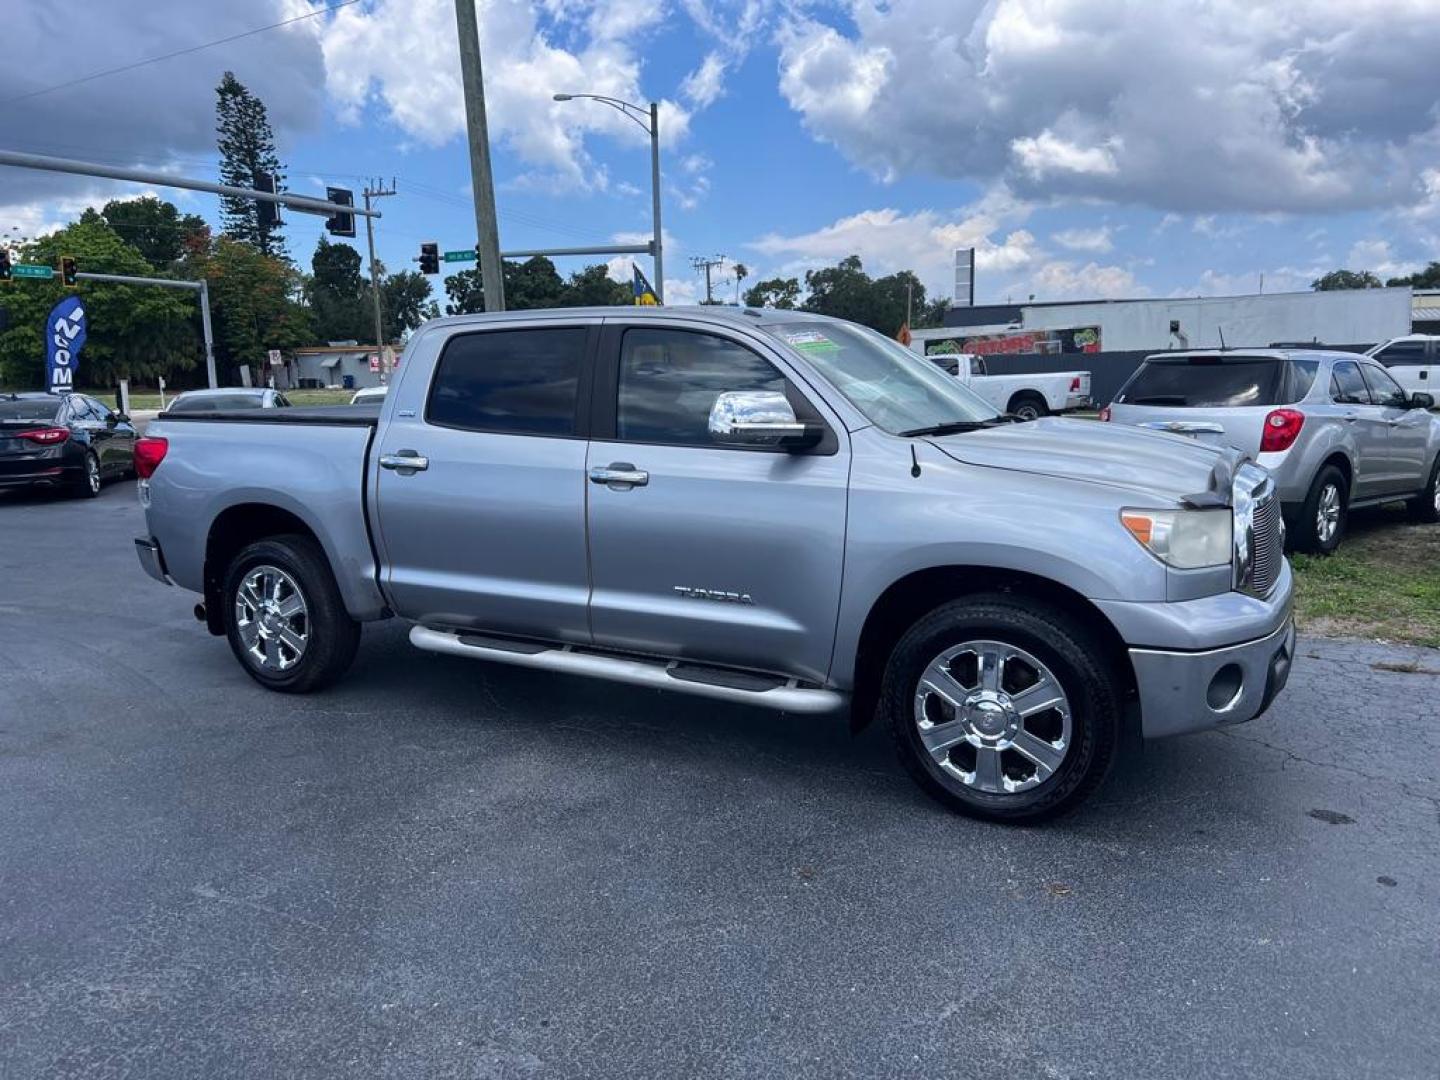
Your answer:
[733,262,749,305]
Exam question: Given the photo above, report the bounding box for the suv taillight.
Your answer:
[18,426,69,444]
[1098,405,1112,422]
[134,436,169,478]
[1260,408,1304,452]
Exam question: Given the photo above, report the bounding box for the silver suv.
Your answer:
[1104,349,1440,552]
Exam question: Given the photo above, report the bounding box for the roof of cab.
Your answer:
[419,304,838,333]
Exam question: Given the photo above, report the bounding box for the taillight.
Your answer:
[1260,408,1304,452]
[1069,376,1081,391]
[134,436,169,478]
[18,426,69,445]
[1098,405,1112,422]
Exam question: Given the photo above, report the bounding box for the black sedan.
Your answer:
[0,392,137,498]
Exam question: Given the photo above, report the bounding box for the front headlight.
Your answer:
[1120,508,1233,569]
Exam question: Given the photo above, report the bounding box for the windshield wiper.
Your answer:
[899,416,1014,437]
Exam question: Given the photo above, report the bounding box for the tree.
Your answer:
[564,264,631,307]
[183,235,312,375]
[381,270,438,341]
[216,71,286,257]
[743,276,800,309]
[733,262,749,304]
[1312,269,1383,291]
[1387,262,1440,289]
[0,219,199,388]
[799,255,926,334]
[81,197,208,269]
[445,258,627,315]
[307,236,368,341]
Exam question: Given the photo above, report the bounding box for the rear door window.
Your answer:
[1118,357,1285,407]
[427,327,587,436]
[1330,361,1372,405]
[1360,363,1410,408]
[1373,341,1428,367]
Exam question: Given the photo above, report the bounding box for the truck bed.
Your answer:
[158,404,381,425]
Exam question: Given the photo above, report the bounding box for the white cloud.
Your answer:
[1029,260,1143,299]
[681,53,728,108]
[1346,238,1419,280]
[776,0,1440,214]
[1051,225,1115,254]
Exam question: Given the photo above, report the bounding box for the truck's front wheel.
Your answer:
[881,596,1120,823]
[222,534,360,693]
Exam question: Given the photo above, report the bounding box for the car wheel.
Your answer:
[1296,465,1348,554]
[881,594,1121,824]
[1408,457,1440,524]
[222,534,360,693]
[1008,392,1047,422]
[73,451,102,499]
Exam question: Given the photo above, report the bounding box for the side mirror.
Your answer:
[1409,392,1434,410]
[112,412,129,425]
[708,390,820,448]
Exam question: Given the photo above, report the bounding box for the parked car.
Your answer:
[350,385,388,405]
[166,388,292,413]
[1103,349,1440,553]
[921,351,1092,420]
[1365,335,1440,397]
[0,391,137,497]
[133,308,1295,824]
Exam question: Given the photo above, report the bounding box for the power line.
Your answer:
[0,0,363,107]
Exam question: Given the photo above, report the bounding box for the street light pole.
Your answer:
[455,0,505,312]
[553,92,664,303]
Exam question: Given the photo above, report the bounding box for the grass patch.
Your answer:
[1291,504,1440,648]
[125,388,357,411]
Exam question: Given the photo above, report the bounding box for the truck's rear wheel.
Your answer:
[881,595,1120,823]
[222,534,360,693]
[1008,392,1047,422]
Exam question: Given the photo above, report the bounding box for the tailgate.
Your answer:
[1109,404,1267,454]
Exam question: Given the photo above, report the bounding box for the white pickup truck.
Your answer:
[1366,335,1440,398]
[920,352,1092,421]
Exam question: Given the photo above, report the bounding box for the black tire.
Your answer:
[222,534,360,693]
[1407,457,1440,524]
[881,594,1121,824]
[1008,392,1048,422]
[72,451,102,499]
[1295,464,1348,554]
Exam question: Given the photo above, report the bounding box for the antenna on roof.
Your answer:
[1217,325,1227,350]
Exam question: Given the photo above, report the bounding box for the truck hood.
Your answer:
[928,417,1242,506]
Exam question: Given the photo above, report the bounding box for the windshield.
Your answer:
[760,321,998,434]
[168,393,265,412]
[0,398,60,423]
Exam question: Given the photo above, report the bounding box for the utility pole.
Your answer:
[363,178,397,379]
[691,255,726,305]
[649,102,663,303]
[454,0,505,311]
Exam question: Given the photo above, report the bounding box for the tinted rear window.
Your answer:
[0,399,60,422]
[1117,356,1316,407]
[427,327,586,436]
[168,393,266,412]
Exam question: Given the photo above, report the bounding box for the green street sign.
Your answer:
[12,264,54,279]
[443,249,475,263]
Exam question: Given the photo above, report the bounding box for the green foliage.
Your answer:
[82,197,208,269]
[381,270,439,341]
[215,71,286,257]
[307,236,369,342]
[0,219,199,388]
[444,257,629,315]
[1387,261,1440,289]
[1311,269,1383,291]
[801,255,926,334]
[743,276,800,309]
[183,236,312,373]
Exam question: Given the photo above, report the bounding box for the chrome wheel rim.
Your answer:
[235,565,309,672]
[1433,475,1440,515]
[1014,405,1040,422]
[86,455,100,493]
[1316,483,1341,544]
[913,640,1072,795]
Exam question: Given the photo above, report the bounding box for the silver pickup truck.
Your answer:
[133,307,1295,823]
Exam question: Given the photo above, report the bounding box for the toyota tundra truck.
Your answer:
[132,307,1295,822]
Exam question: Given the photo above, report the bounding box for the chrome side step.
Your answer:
[408,626,844,714]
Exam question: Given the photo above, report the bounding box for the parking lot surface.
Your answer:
[2,482,1438,1079]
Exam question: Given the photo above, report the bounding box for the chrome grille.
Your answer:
[1247,493,1282,596]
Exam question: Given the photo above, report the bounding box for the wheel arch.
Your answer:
[202,504,325,636]
[847,565,1135,733]
[1006,389,1048,415]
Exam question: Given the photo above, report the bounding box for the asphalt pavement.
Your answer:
[2,480,1438,1079]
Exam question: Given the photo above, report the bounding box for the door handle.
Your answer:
[379,451,429,472]
[589,463,649,487]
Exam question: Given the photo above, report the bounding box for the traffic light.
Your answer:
[325,186,356,238]
[419,242,439,275]
[60,256,77,287]
[0,248,10,282]
[253,171,282,232]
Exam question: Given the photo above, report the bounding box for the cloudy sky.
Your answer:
[3,0,1440,307]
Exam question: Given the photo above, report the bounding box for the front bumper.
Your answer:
[135,537,173,585]
[1131,616,1296,739]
